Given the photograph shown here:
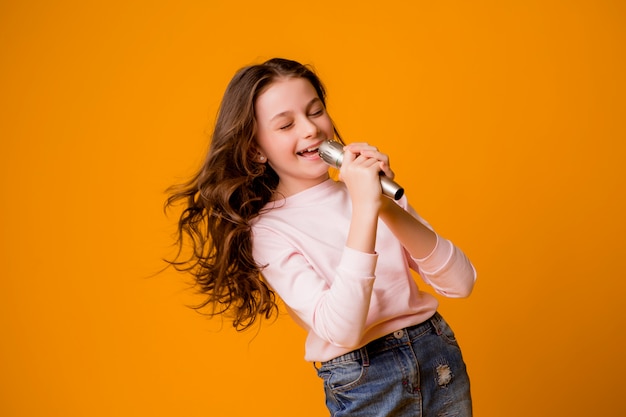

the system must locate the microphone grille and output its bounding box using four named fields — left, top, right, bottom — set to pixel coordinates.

left=318, top=140, right=344, bottom=168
